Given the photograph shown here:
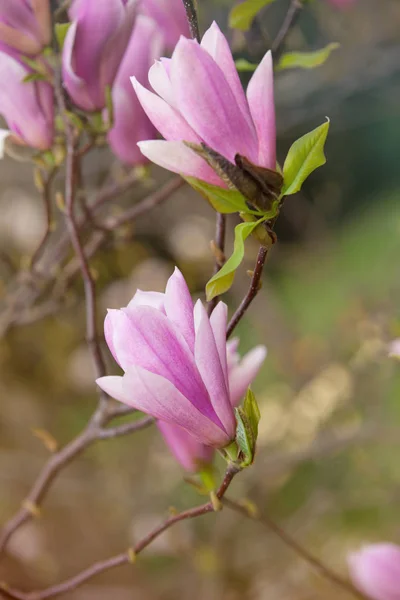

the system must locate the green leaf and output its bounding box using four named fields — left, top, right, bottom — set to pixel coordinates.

left=229, top=0, right=276, bottom=31
left=55, top=22, right=71, bottom=50
left=185, top=177, right=260, bottom=215
left=243, top=388, right=261, bottom=440
left=282, top=119, right=330, bottom=196
left=22, top=72, right=48, bottom=83
left=235, top=389, right=261, bottom=466
left=20, top=56, right=47, bottom=74
left=206, top=218, right=265, bottom=301
left=235, top=58, right=258, bottom=72
left=277, top=43, right=340, bottom=71
left=235, top=408, right=254, bottom=466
